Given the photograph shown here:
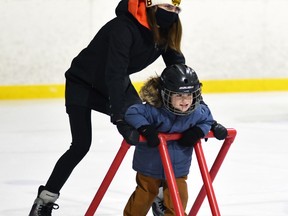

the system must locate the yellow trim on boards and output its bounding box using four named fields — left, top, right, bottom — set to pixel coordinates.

left=0, top=84, right=65, bottom=100
left=201, top=78, right=288, bottom=93
left=133, top=78, right=288, bottom=93
left=0, top=78, right=288, bottom=100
